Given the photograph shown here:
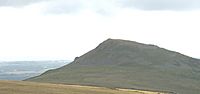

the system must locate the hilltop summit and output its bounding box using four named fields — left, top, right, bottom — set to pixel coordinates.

left=74, top=39, right=197, bottom=67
